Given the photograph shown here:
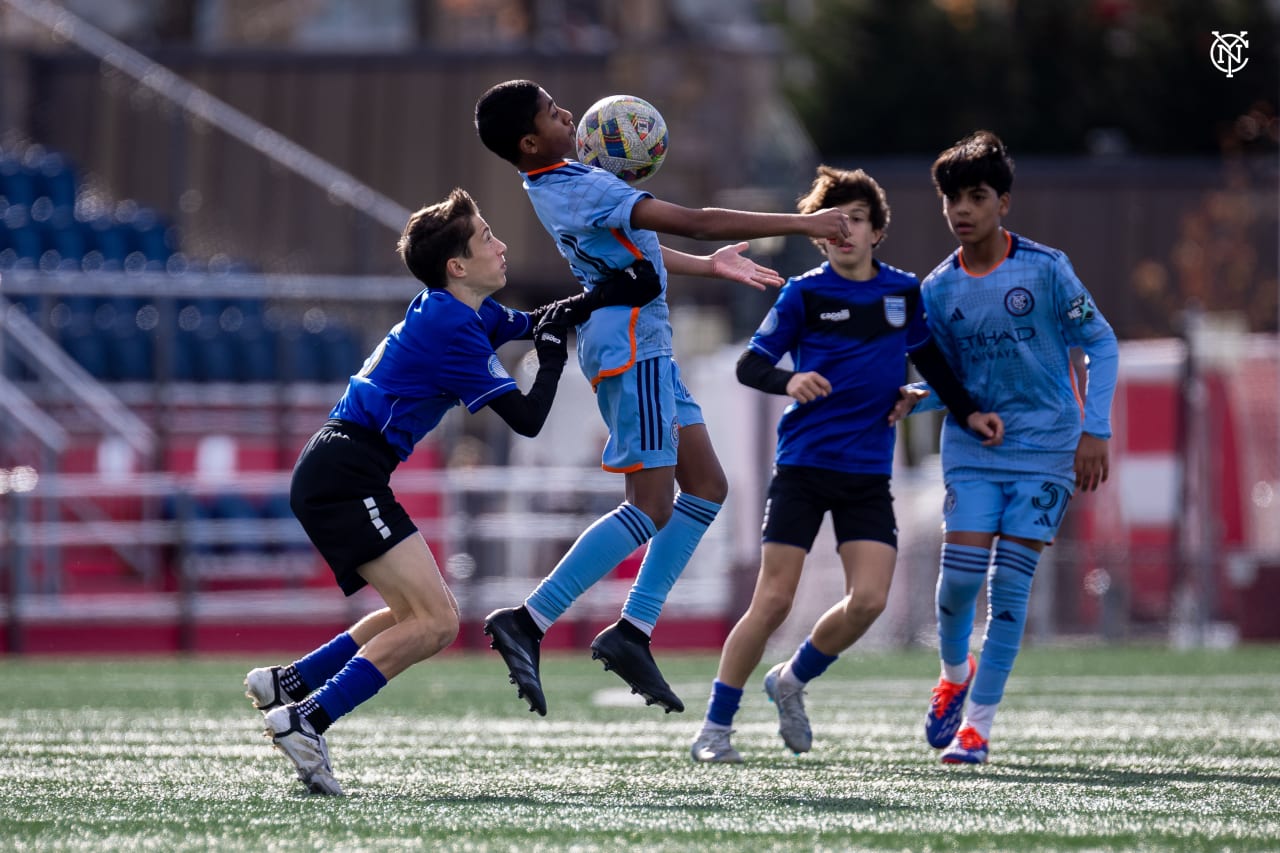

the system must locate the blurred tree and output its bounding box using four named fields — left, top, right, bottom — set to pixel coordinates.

left=764, top=0, right=1279, bottom=155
